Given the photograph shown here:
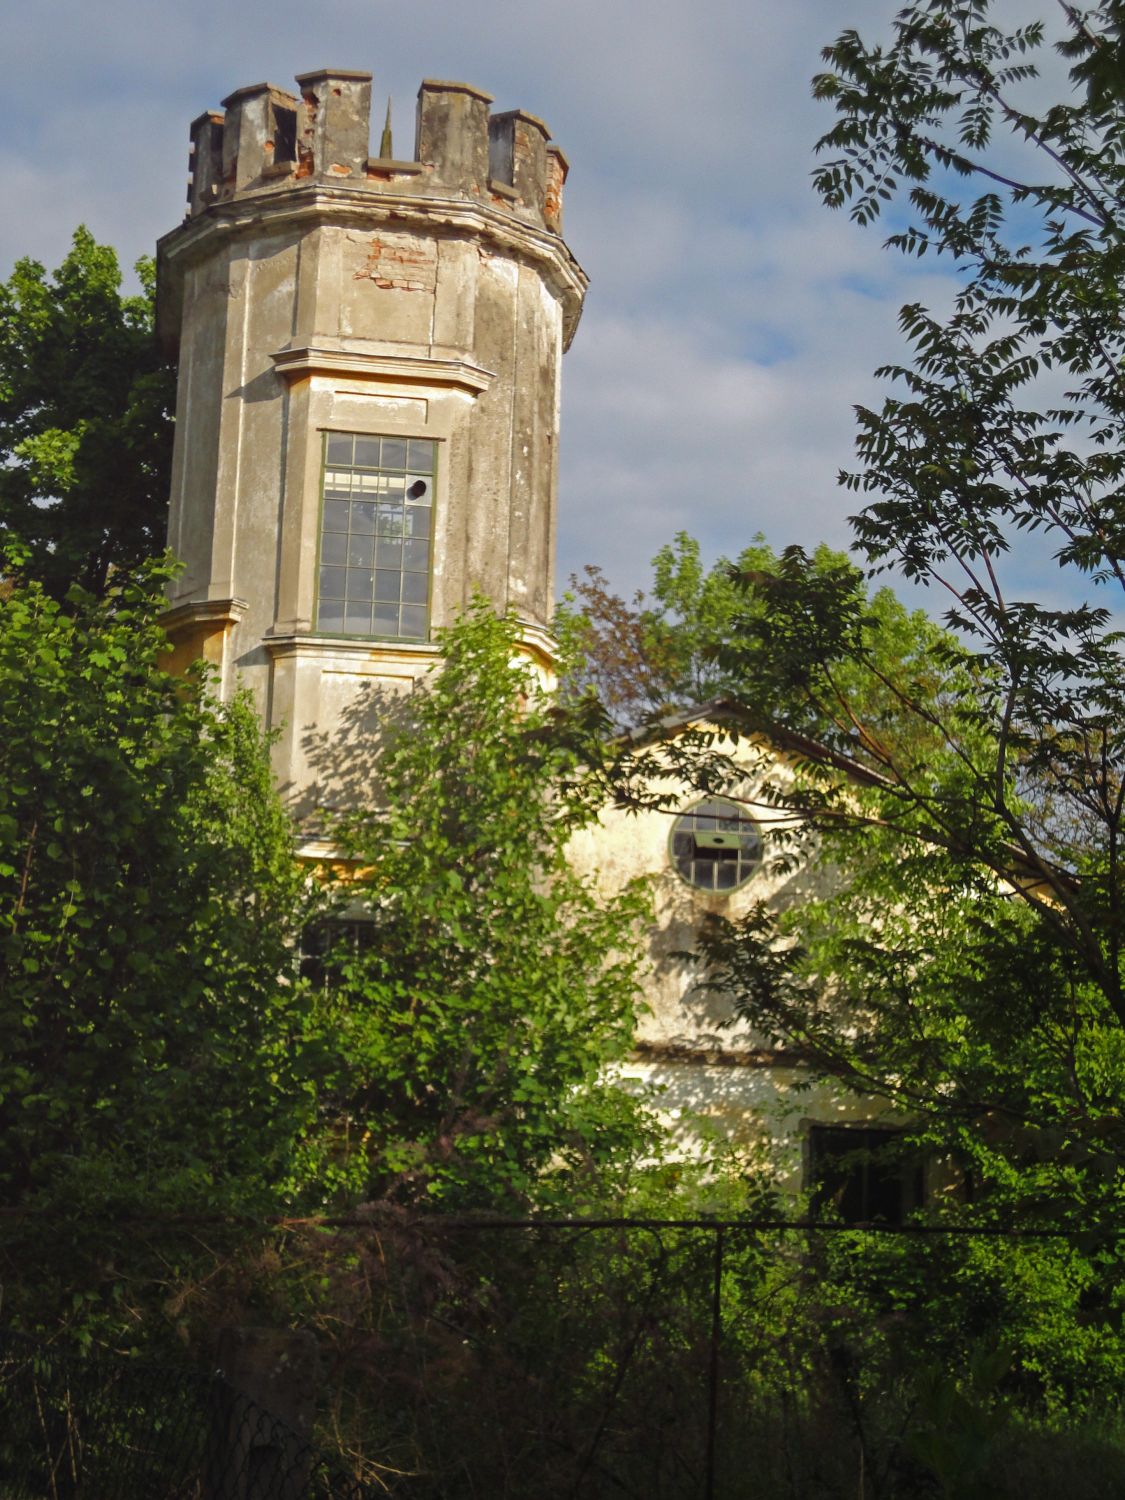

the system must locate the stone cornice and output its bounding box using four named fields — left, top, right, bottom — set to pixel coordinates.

left=269, top=344, right=495, bottom=394
left=157, top=183, right=588, bottom=349
left=160, top=596, right=248, bottom=634
left=264, top=626, right=554, bottom=670
left=630, top=1039, right=809, bottom=1070
left=262, top=632, right=441, bottom=665
left=512, top=616, right=557, bottom=673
